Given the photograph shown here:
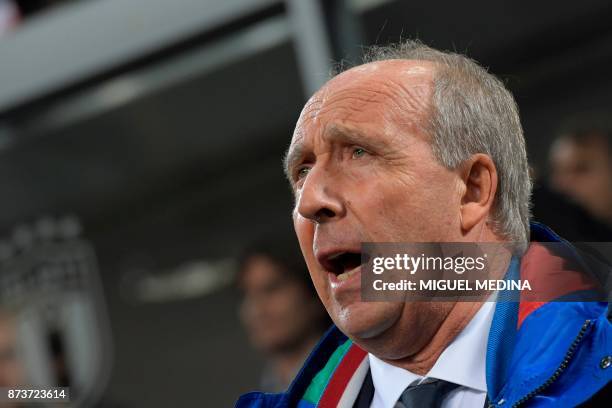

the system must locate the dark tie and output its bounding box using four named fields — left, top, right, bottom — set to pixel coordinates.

left=394, top=379, right=460, bottom=408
